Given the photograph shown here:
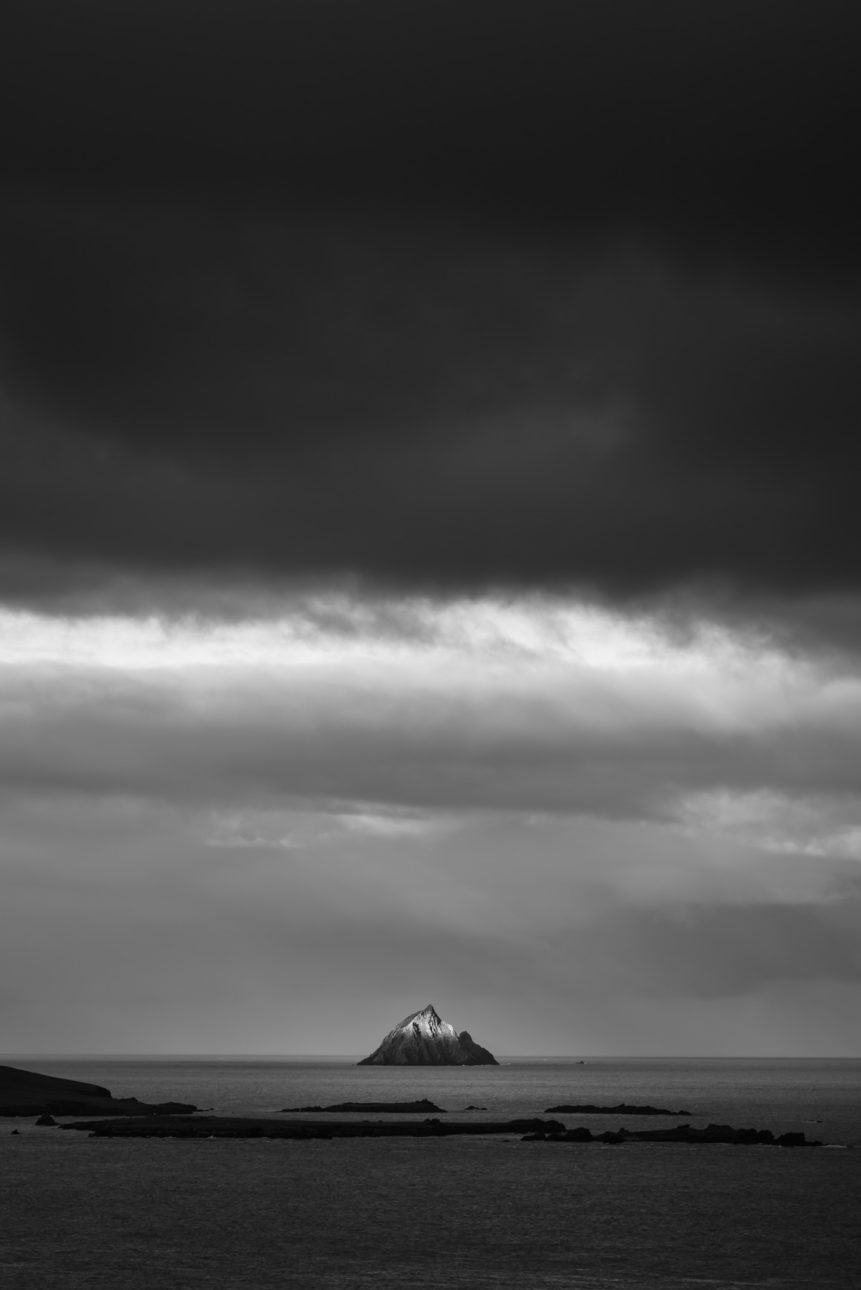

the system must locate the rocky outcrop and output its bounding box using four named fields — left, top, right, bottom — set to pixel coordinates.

left=456, top=1031, right=498, bottom=1065
left=522, top=1122, right=824, bottom=1147
left=545, top=1103, right=692, bottom=1116
left=281, top=1099, right=446, bottom=1113
left=357, top=1004, right=498, bottom=1065
left=0, top=1063, right=198, bottom=1117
